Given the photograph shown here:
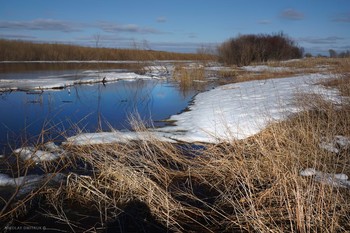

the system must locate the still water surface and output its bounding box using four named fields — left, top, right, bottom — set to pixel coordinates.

left=0, top=66, right=199, bottom=154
